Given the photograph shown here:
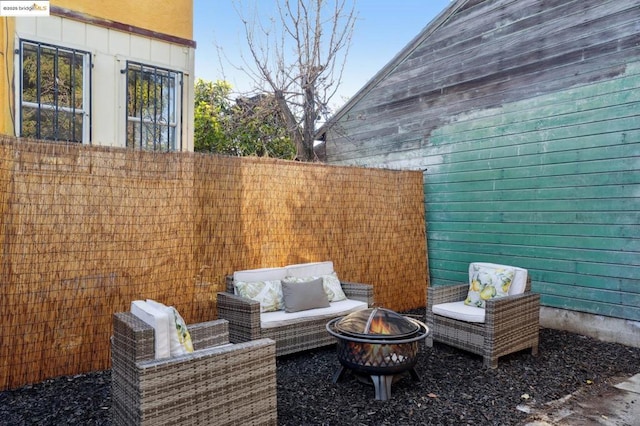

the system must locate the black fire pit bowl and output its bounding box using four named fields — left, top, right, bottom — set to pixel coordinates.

left=326, top=308, right=430, bottom=400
